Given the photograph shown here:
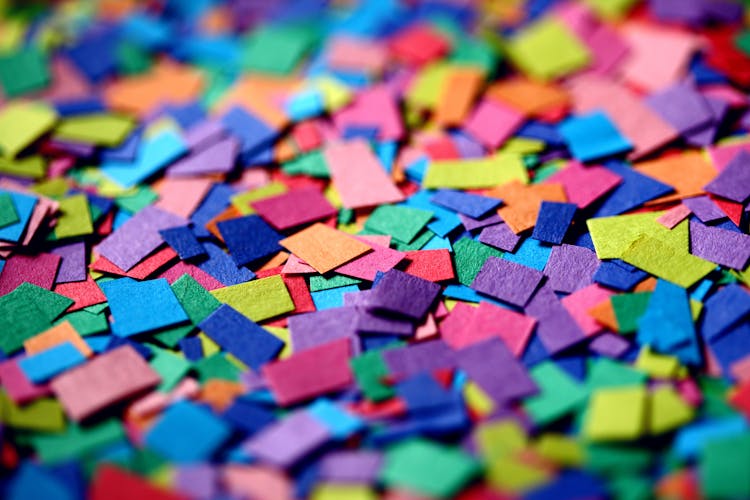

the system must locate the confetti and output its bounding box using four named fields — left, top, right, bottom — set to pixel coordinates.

left=0, top=1, right=749, bottom=498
